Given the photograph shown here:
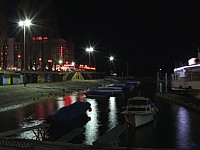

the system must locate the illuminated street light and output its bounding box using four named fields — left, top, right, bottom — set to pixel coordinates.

left=18, top=19, right=32, bottom=86
left=59, top=60, right=63, bottom=71
left=58, top=60, right=63, bottom=64
left=86, top=47, right=94, bottom=66
left=109, top=56, right=114, bottom=75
